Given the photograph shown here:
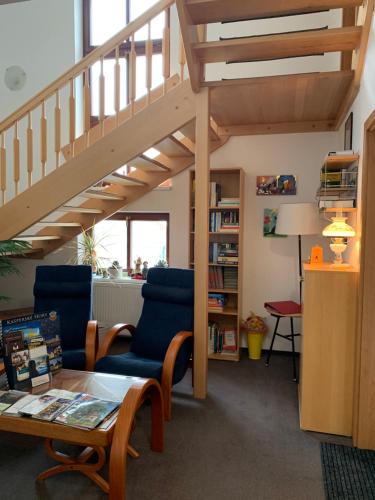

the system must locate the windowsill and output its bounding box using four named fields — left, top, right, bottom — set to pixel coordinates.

left=93, top=277, right=145, bottom=285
